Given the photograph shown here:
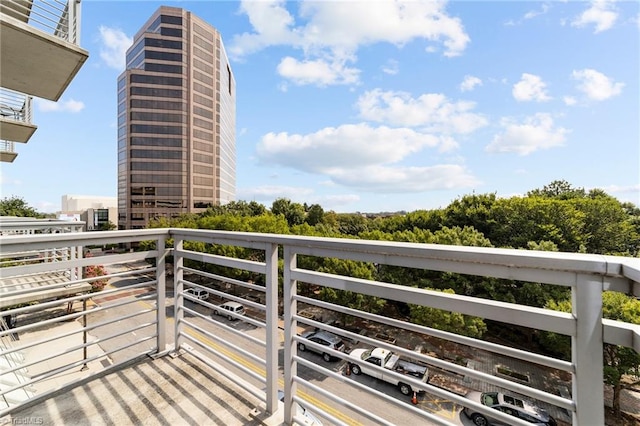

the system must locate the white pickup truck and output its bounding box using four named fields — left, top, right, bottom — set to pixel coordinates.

left=347, top=347, right=429, bottom=396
